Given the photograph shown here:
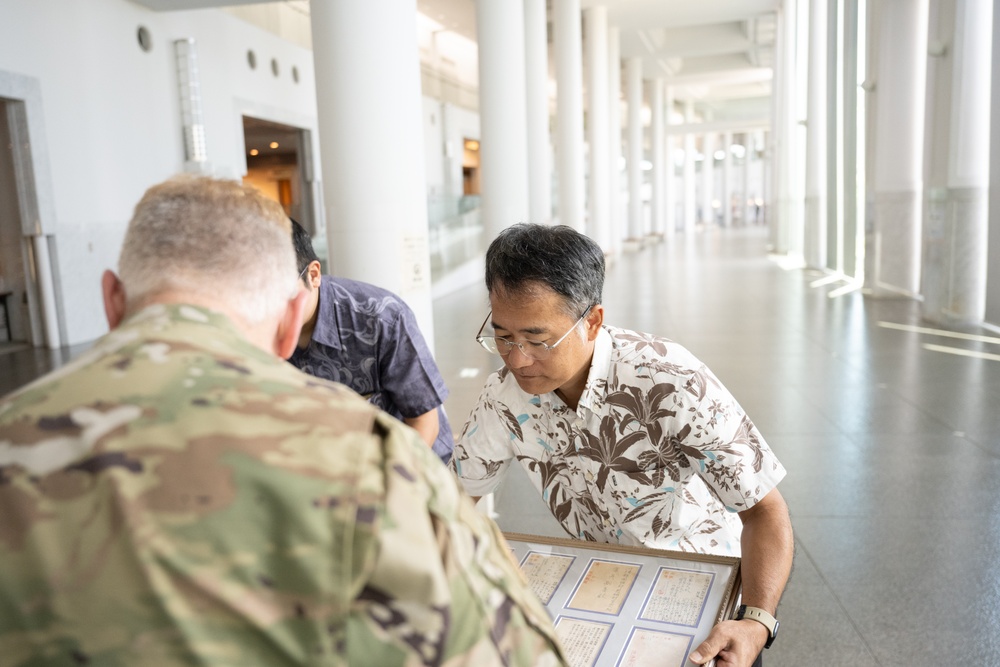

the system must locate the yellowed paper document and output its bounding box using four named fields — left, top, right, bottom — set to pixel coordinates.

left=520, top=552, right=575, bottom=604
left=639, top=568, right=713, bottom=626
left=554, top=617, right=612, bottom=667
left=567, top=560, right=640, bottom=615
